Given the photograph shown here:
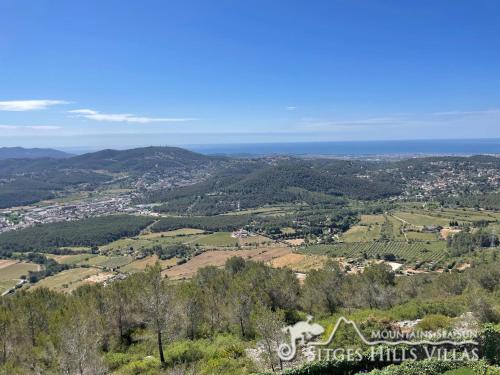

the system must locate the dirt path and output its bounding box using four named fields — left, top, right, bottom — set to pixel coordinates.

left=388, top=214, right=410, bottom=242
